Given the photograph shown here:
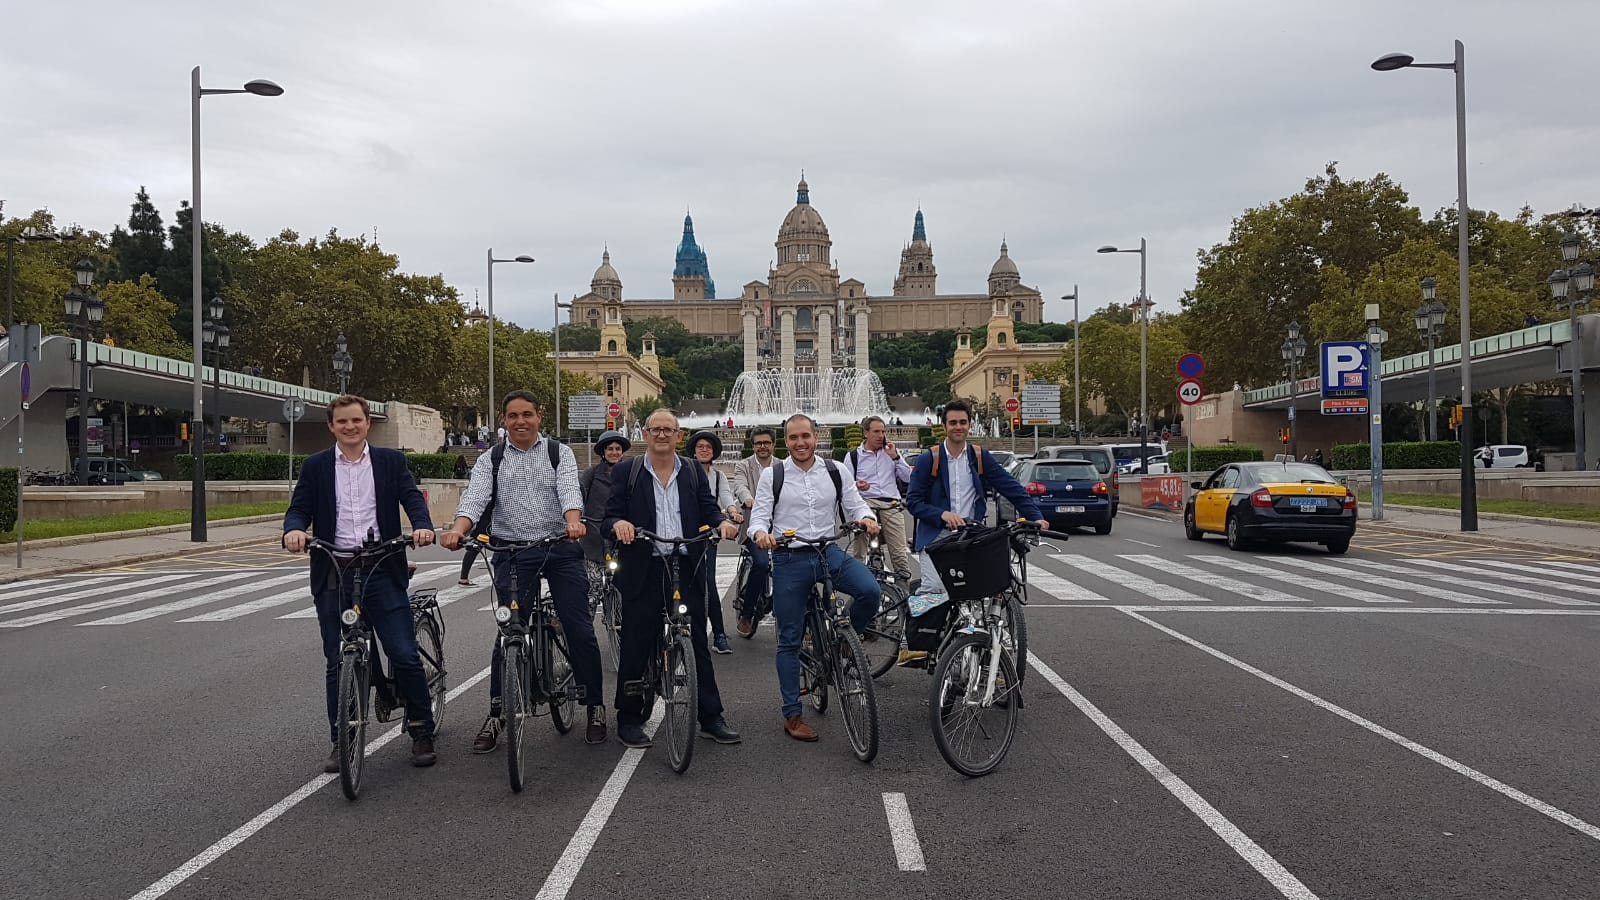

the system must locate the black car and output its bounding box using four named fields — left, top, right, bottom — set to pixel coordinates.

left=1013, top=459, right=1114, bottom=534
left=1184, top=461, right=1356, bottom=554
